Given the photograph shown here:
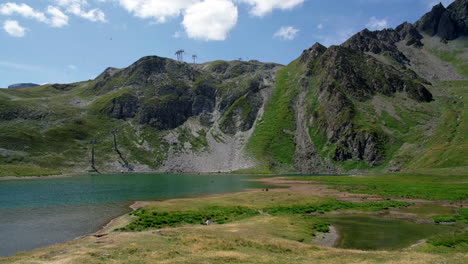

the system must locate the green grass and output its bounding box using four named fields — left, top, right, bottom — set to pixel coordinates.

left=246, top=60, right=303, bottom=171
left=433, top=209, right=468, bottom=224
left=430, top=49, right=468, bottom=77
left=416, top=230, right=468, bottom=253
left=295, top=170, right=468, bottom=201
left=120, top=206, right=259, bottom=231
left=121, top=190, right=411, bottom=233
left=427, top=230, right=468, bottom=248
left=407, top=81, right=468, bottom=168
left=0, top=165, right=61, bottom=177
left=264, top=200, right=412, bottom=215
